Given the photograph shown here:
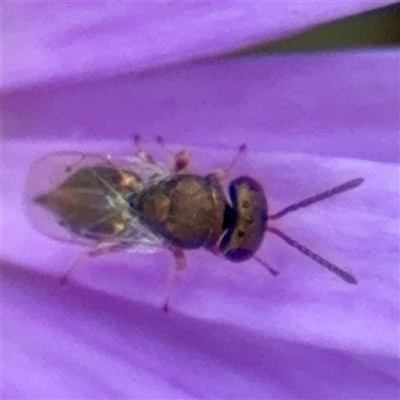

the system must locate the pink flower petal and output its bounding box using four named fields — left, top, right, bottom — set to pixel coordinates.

left=3, top=1, right=396, bottom=89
